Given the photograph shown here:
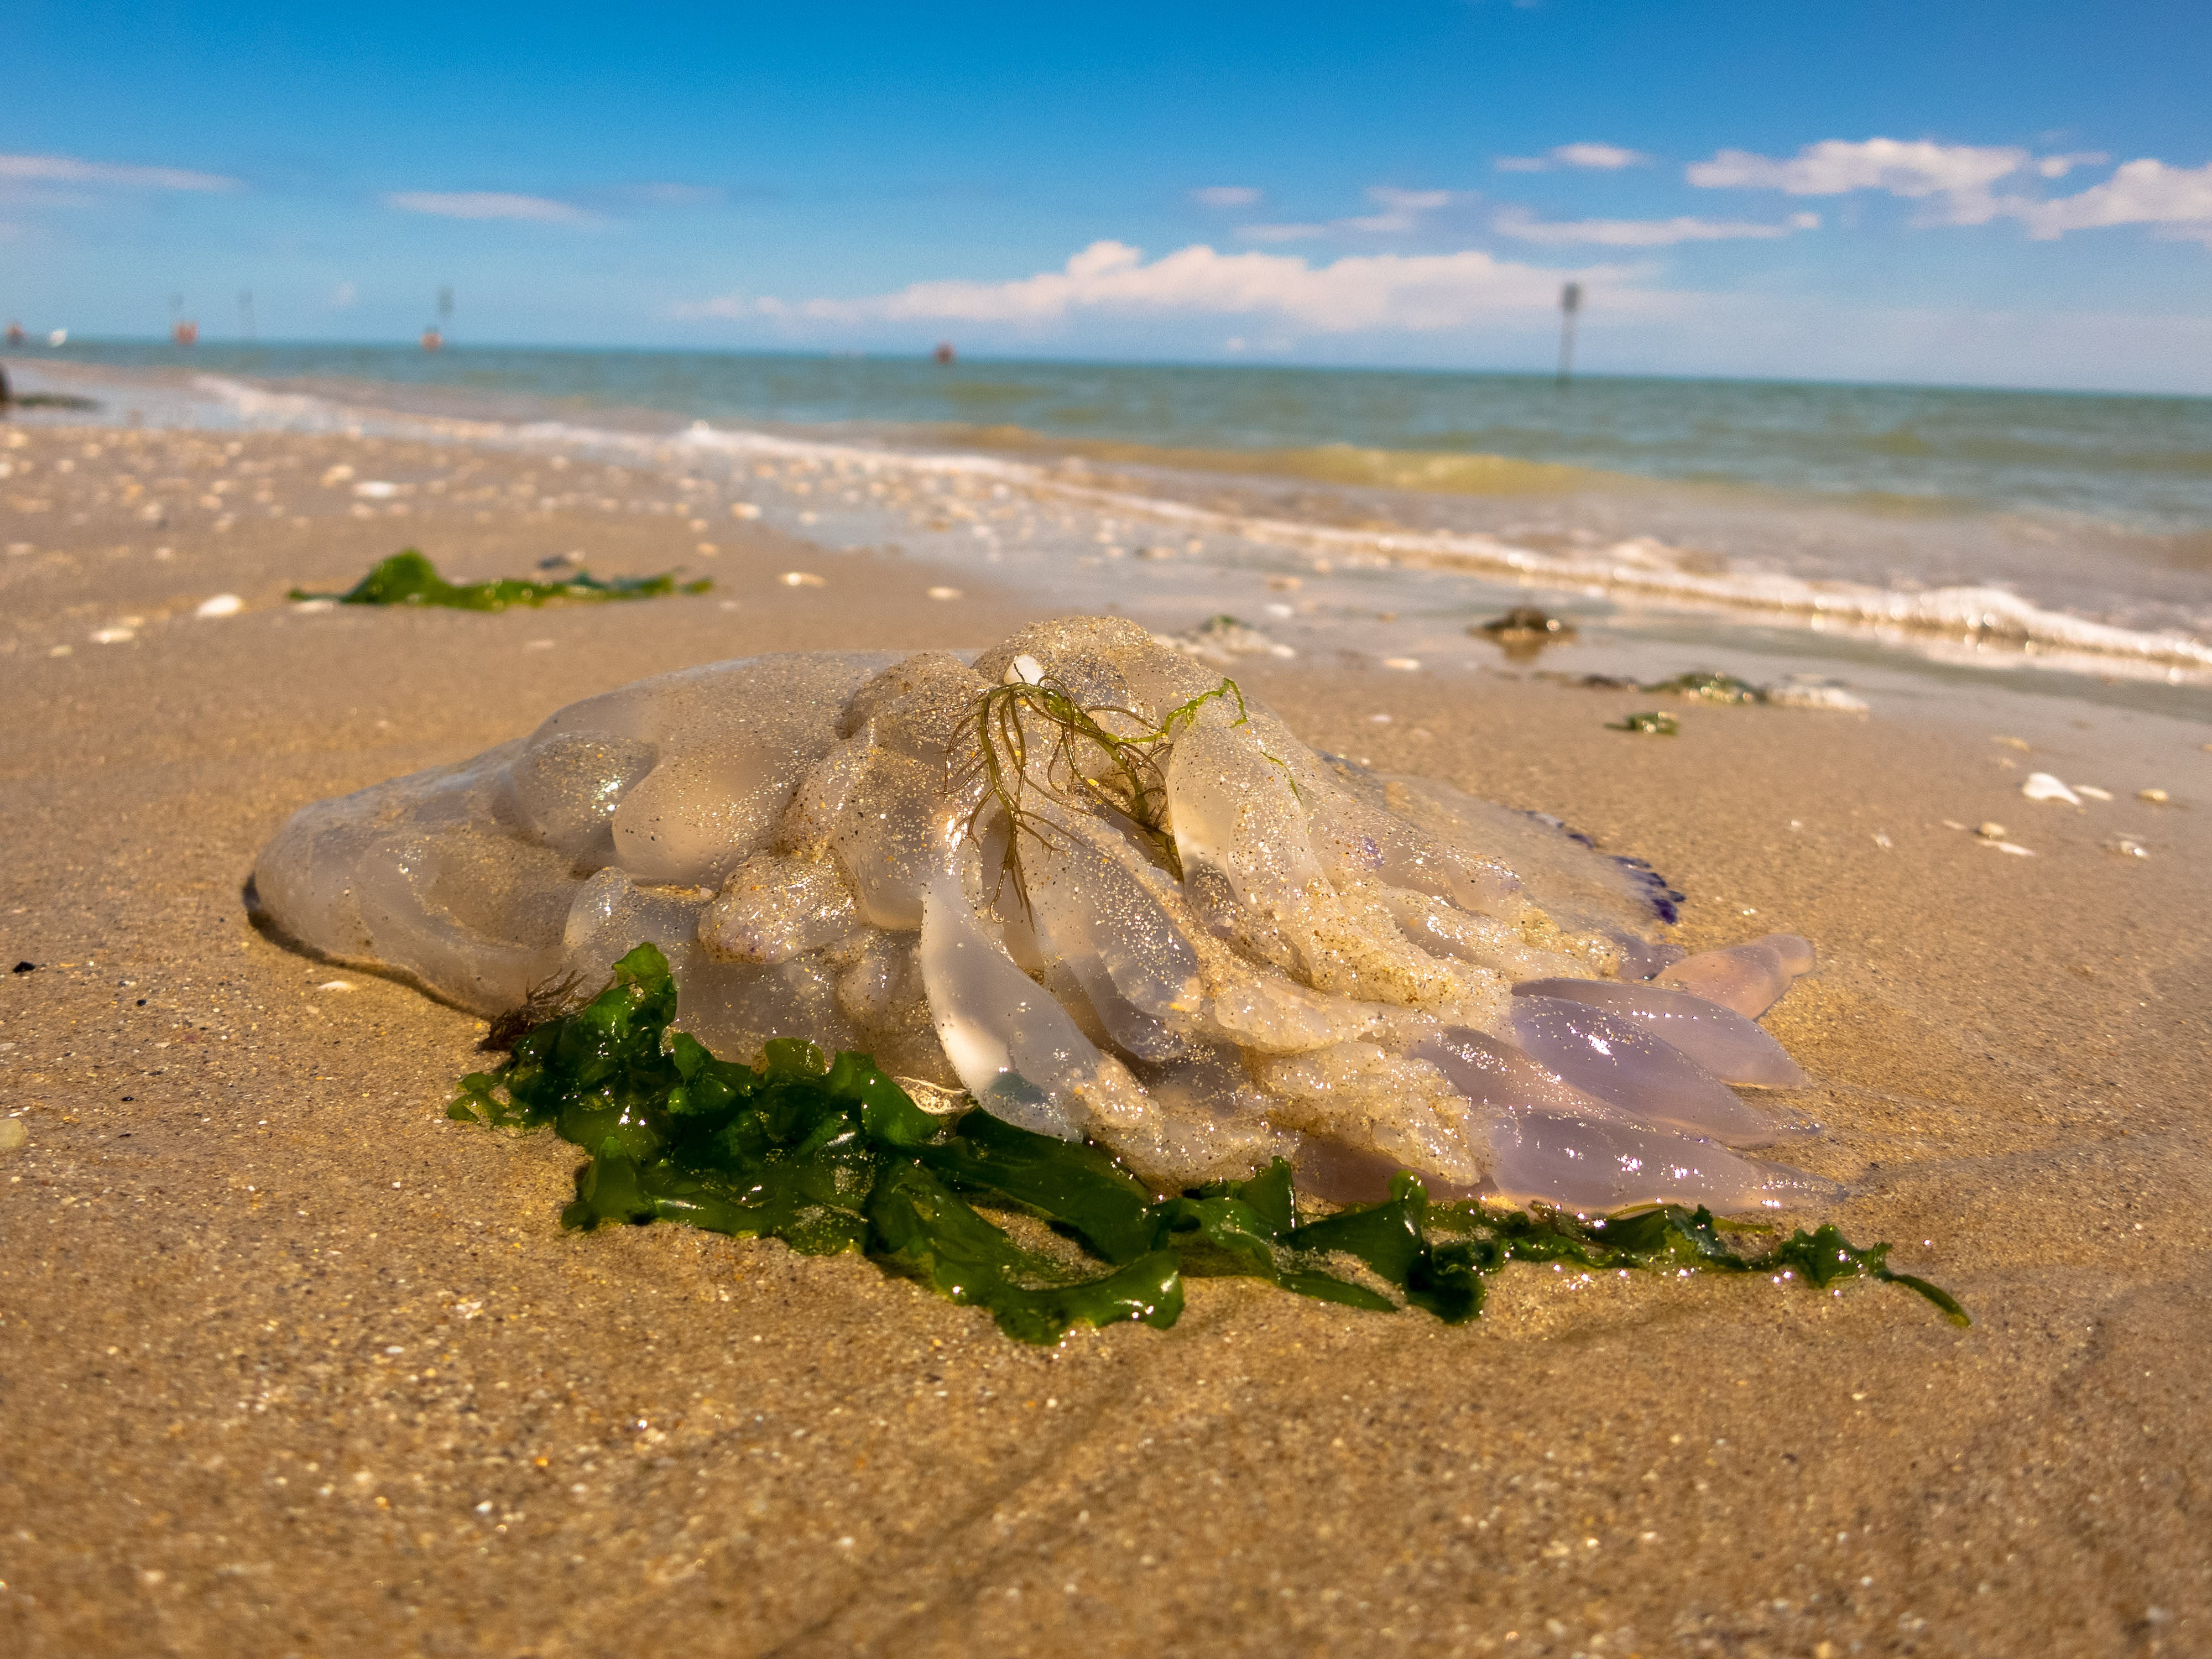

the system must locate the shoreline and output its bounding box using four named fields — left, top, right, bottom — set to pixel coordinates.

left=10, top=356, right=2212, bottom=694
left=2, top=418, right=2208, bottom=1654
